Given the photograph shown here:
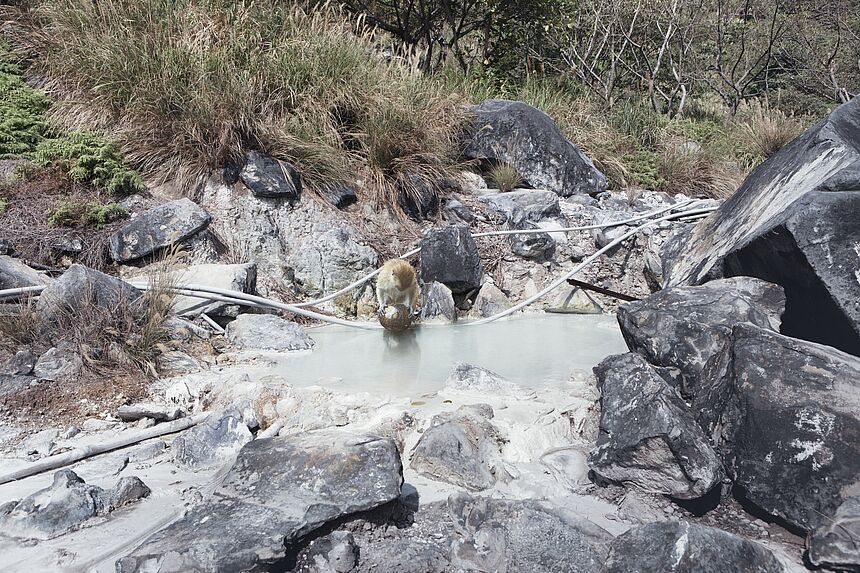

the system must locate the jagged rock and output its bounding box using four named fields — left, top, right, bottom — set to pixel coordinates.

left=319, top=184, right=357, bottom=209
left=110, top=198, right=210, bottom=262
left=419, top=226, right=482, bottom=294
left=602, top=521, right=784, bottom=573
left=32, top=345, right=83, bottom=381
left=354, top=538, right=450, bottom=573
left=0, top=374, right=32, bottom=397
left=226, top=314, right=315, bottom=352
left=808, top=496, right=860, bottom=571
left=117, top=431, right=402, bottom=573
left=467, top=282, right=511, bottom=318
left=294, top=531, right=358, bottom=573
left=702, top=323, right=860, bottom=530
left=36, top=264, right=141, bottom=325
left=662, top=95, right=860, bottom=356
left=0, top=239, right=12, bottom=255
left=287, top=225, right=378, bottom=298
left=420, top=281, right=456, bottom=323
left=171, top=408, right=256, bottom=469
left=411, top=405, right=505, bottom=491
left=464, top=100, right=607, bottom=197
left=479, top=189, right=561, bottom=223
left=1, top=350, right=37, bottom=376
left=509, top=228, right=555, bottom=261
left=156, top=351, right=202, bottom=375
left=117, top=402, right=182, bottom=423
left=134, top=263, right=256, bottom=318
left=589, top=353, right=724, bottom=499
left=617, top=277, right=785, bottom=396
left=442, top=363, right=536, bottom=400
left=239, top=150, right=302, bottom=199
left=442, top=198, right=475, bottom=224
left=0, top=255, right=51, bottom=290
left=162, top=316, right=211, bottom=341
left=0, top=470, right=149, bottom=540
left=546, top=286, right=603, bottom=314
